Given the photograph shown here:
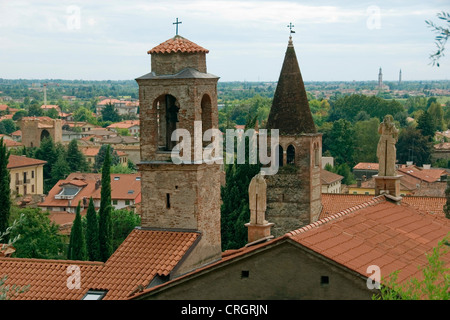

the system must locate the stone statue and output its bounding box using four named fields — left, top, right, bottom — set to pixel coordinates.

left=248, top=173, right=267, bottom=225
left=377, top=115, right=399, bottom=176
